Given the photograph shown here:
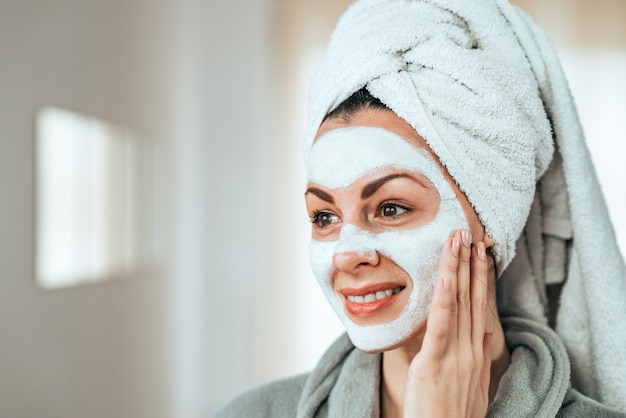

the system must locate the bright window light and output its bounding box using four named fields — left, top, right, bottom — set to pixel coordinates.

left=36, top=107, right=155, bottom=290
